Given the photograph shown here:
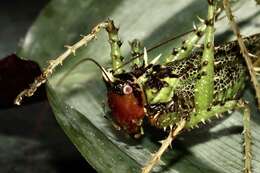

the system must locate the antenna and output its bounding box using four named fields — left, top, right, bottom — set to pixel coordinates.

left=57, top=58, right=113, bottom=86
left=116, top=29, right=195, bottom=71
left=115, top=8, right=226, bottom=71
